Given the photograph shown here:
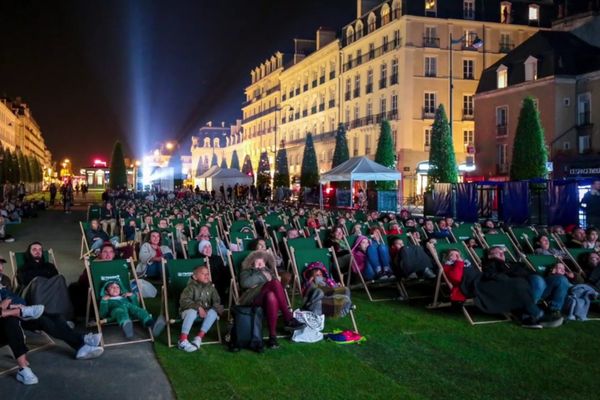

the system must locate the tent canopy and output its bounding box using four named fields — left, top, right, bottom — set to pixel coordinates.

left=320, top=156, right=401, bottom=183
left=197, top=165, right=220, bottom=179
